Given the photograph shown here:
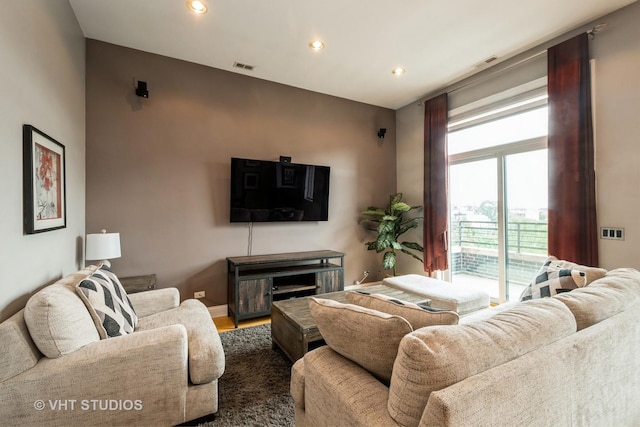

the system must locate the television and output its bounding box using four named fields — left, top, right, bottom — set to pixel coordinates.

left=230, top=157, right=330, bottom=222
